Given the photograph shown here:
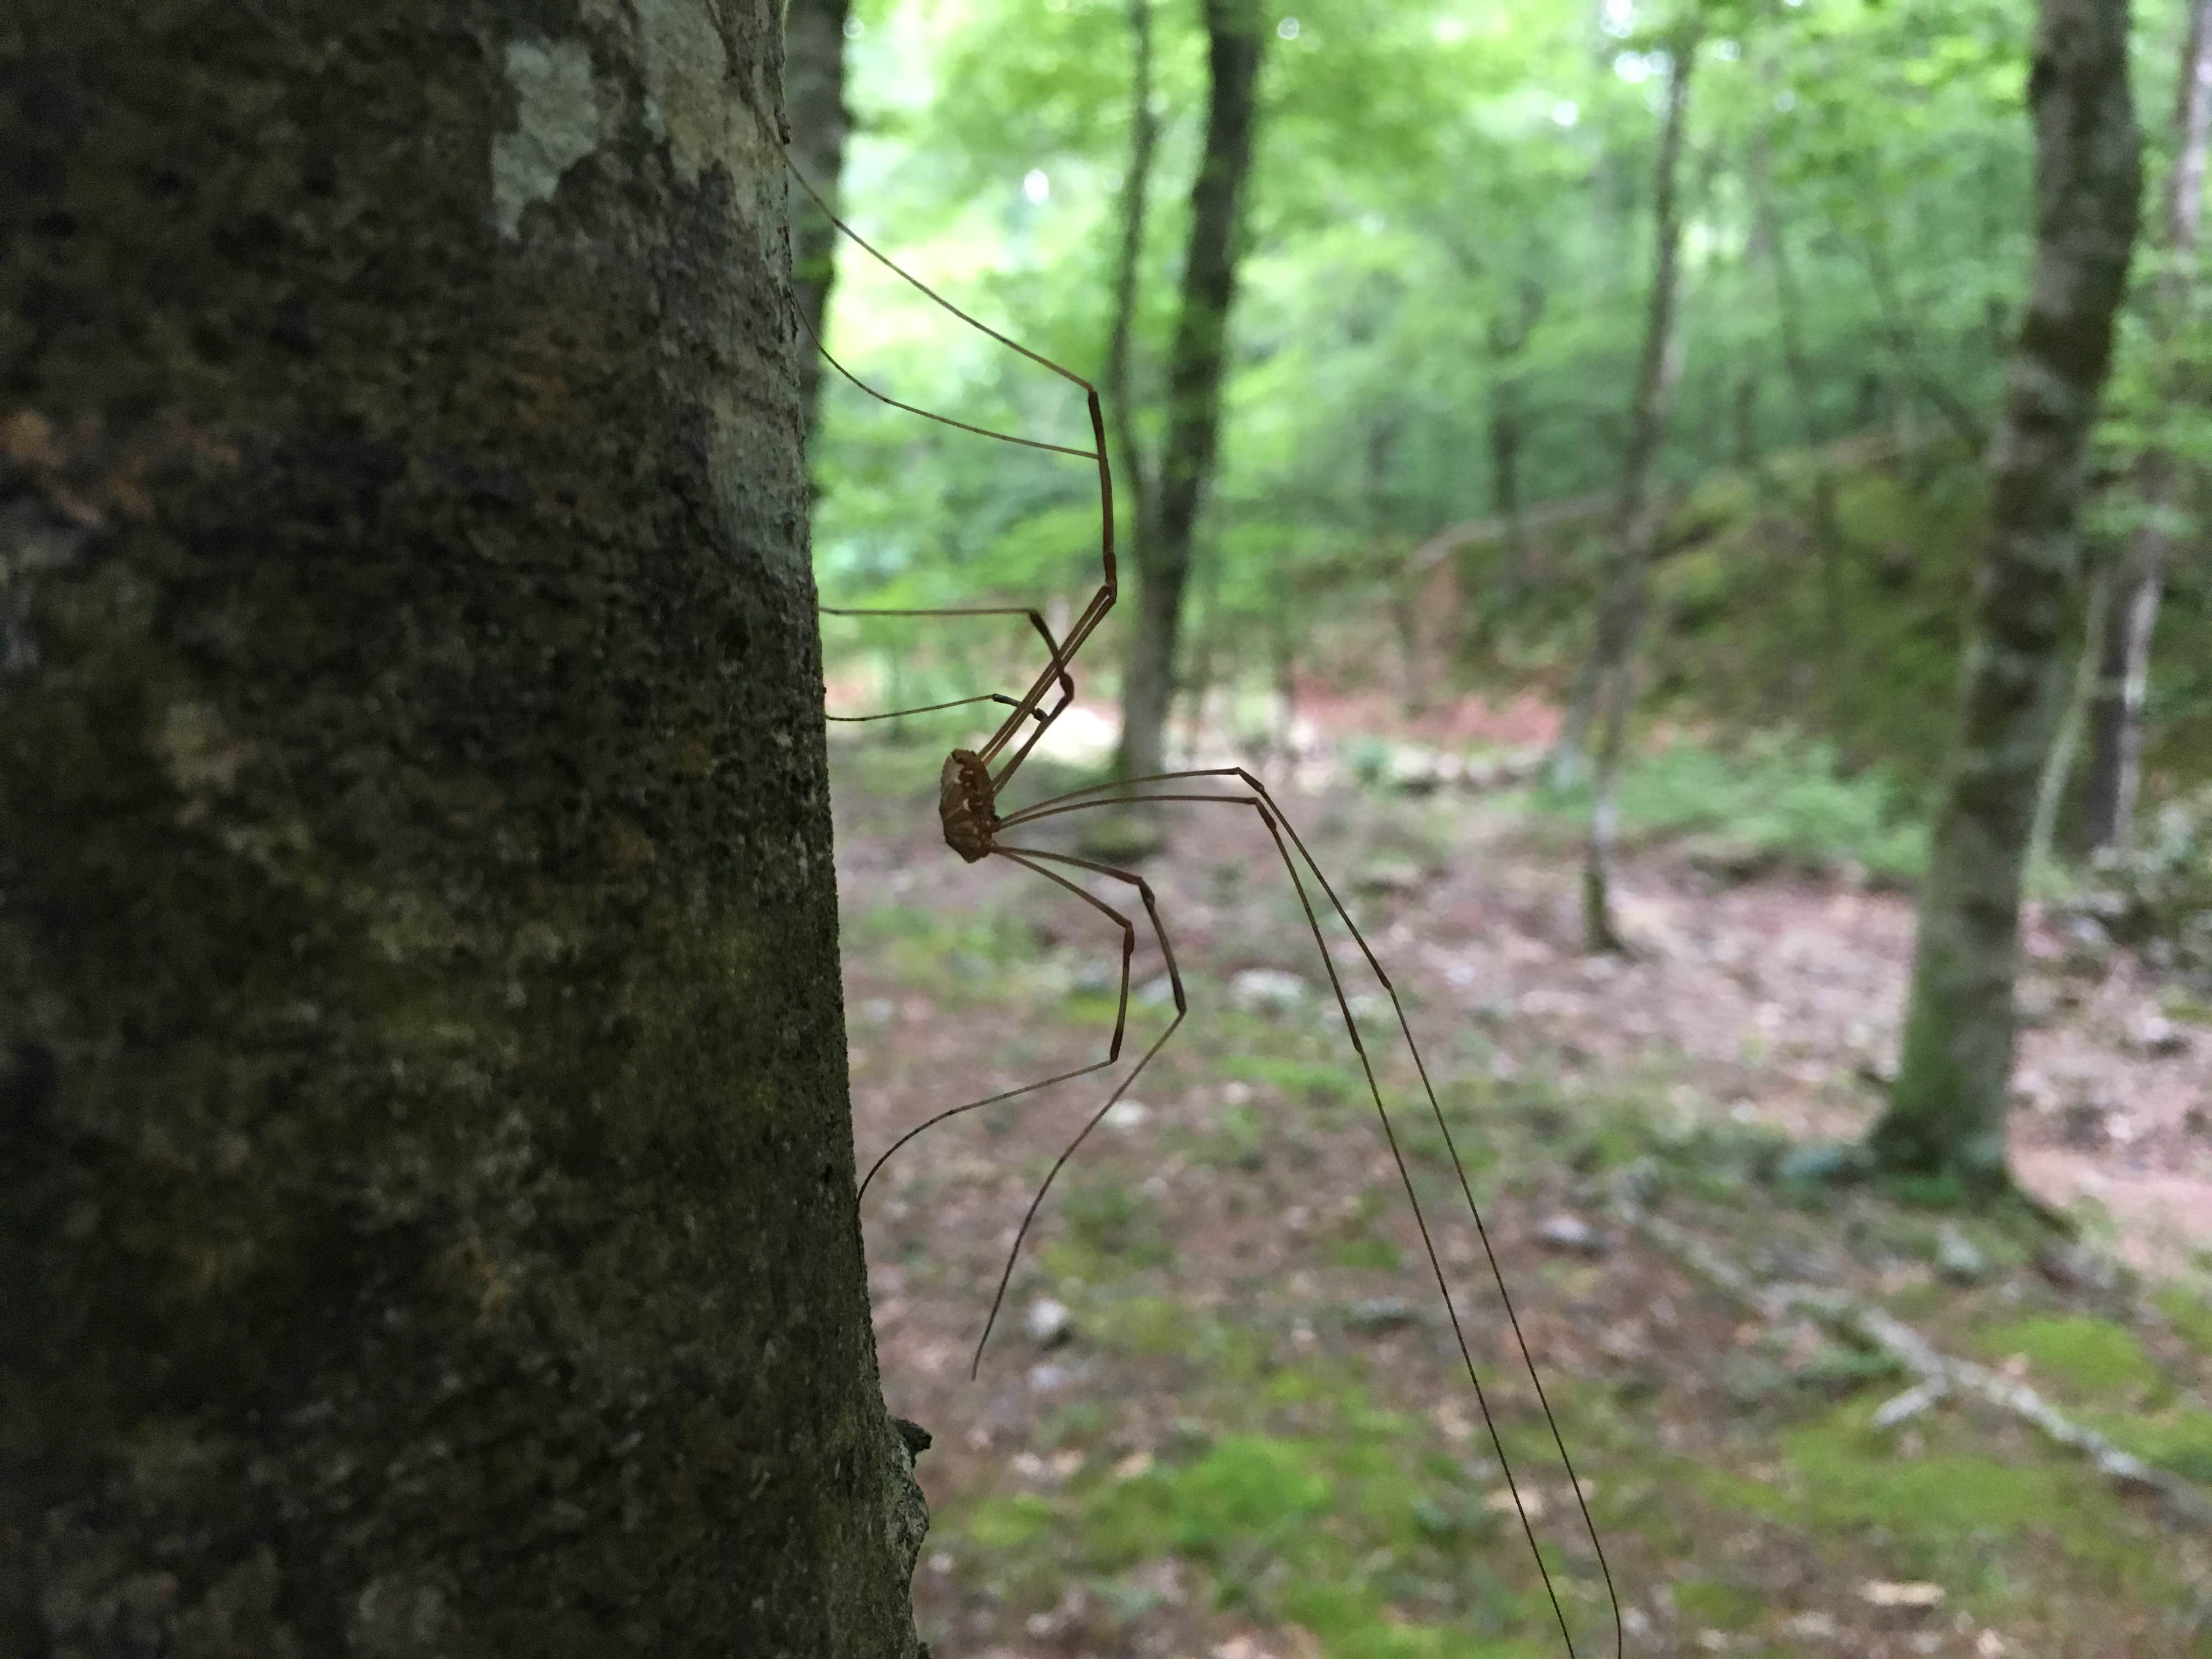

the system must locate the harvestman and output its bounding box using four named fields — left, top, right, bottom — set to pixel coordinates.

left=791, top=159, right=1624, bottom=1659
